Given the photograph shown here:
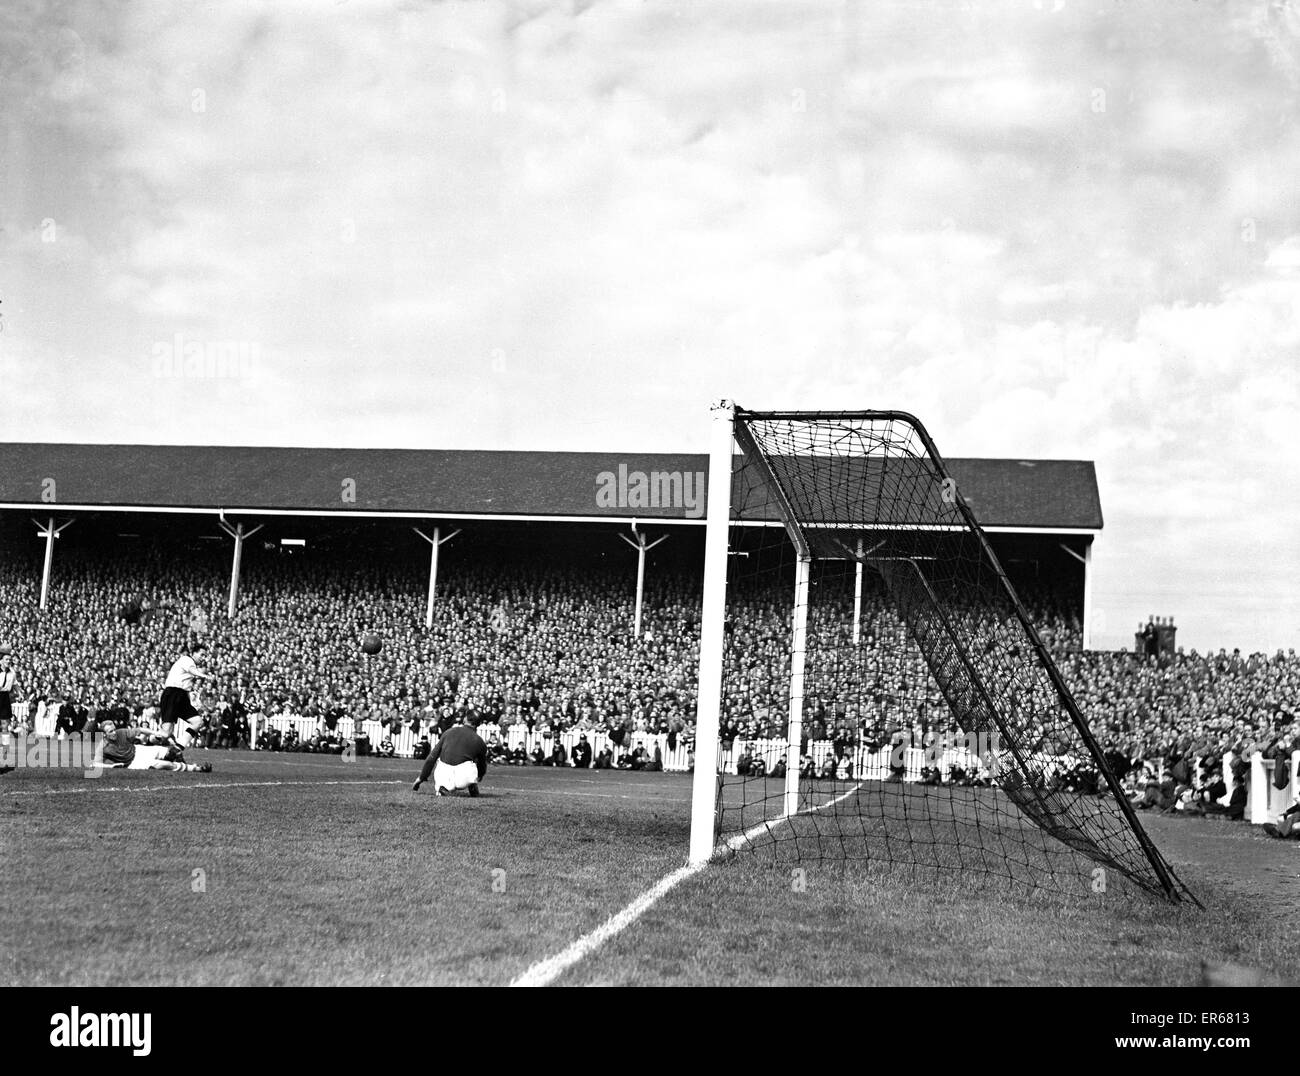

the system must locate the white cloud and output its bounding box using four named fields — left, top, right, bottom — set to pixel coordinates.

left=1, top=0, right=1299, bottom=648
left=1265, top=234, right=1300, bottom=272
